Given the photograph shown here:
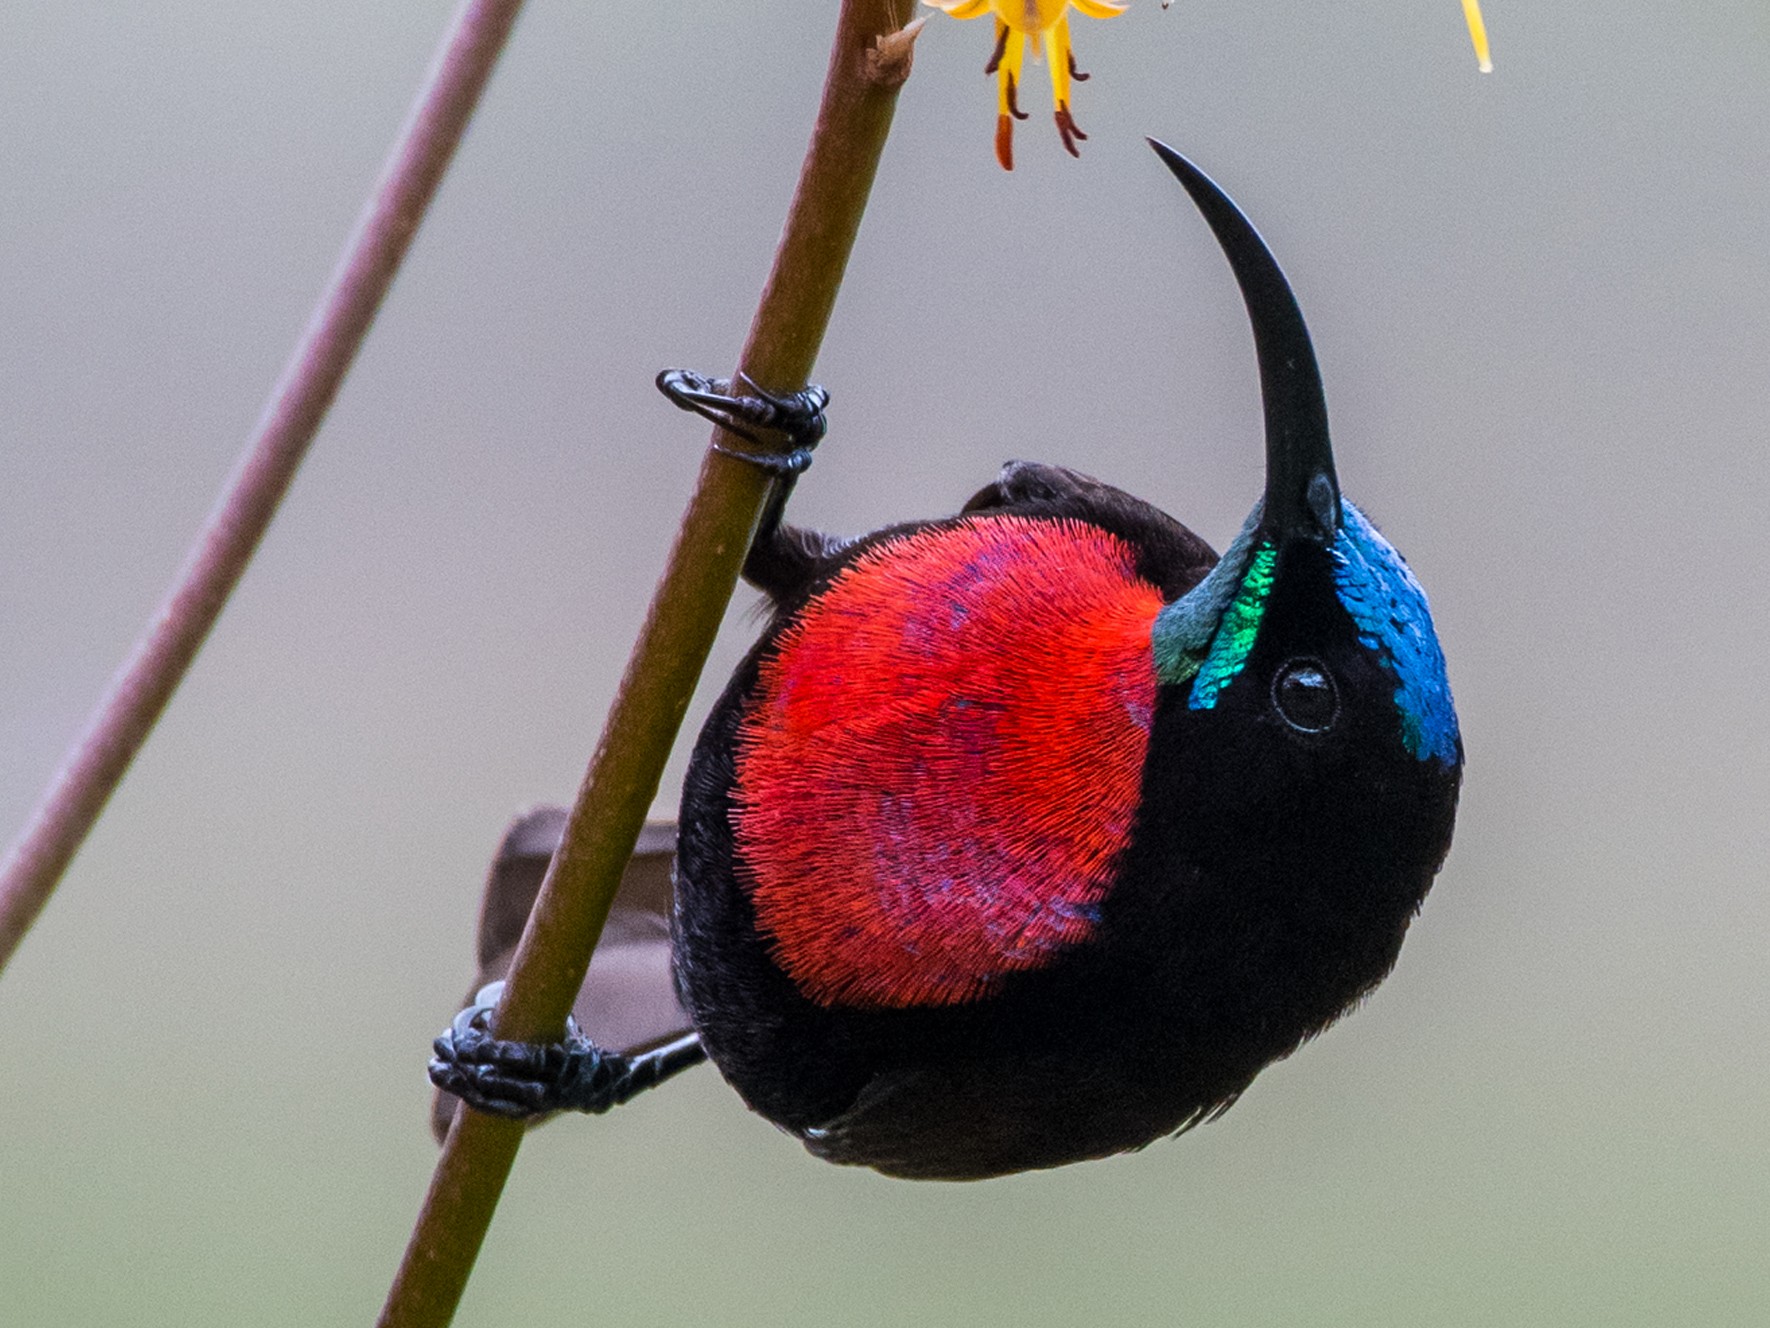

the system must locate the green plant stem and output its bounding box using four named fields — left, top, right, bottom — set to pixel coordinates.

left=374, top=5, right=921, bottom=1326
left=0, top=0, right=527, bottom=978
